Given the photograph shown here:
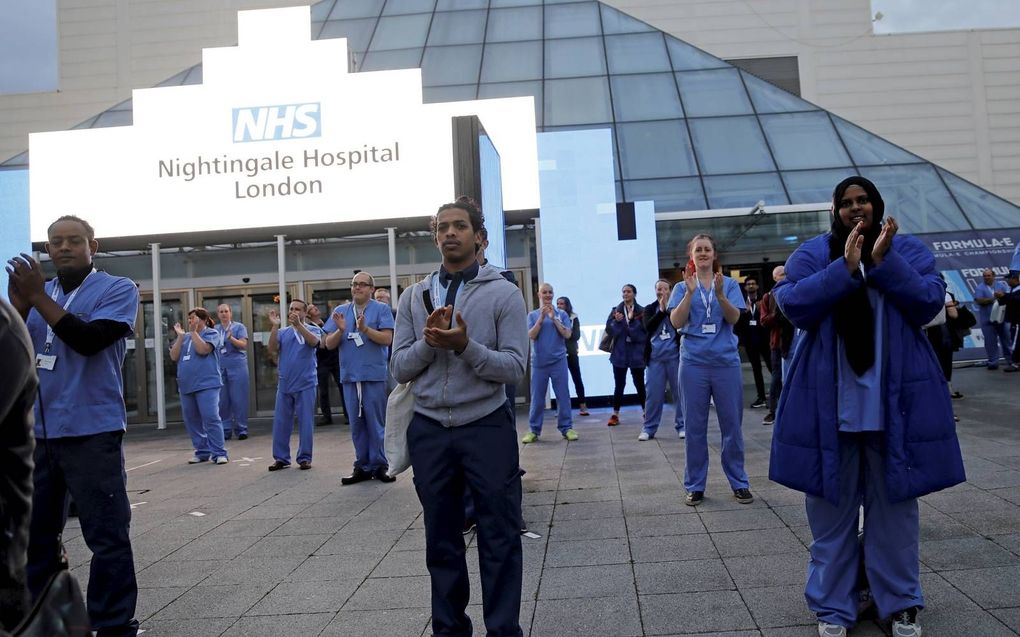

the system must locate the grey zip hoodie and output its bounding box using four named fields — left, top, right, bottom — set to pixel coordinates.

left=391, top=264, right=527, bottom=427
